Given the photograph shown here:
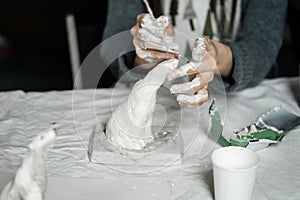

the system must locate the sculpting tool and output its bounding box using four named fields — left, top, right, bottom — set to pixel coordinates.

left=143, top=0, right=155, bottom=20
